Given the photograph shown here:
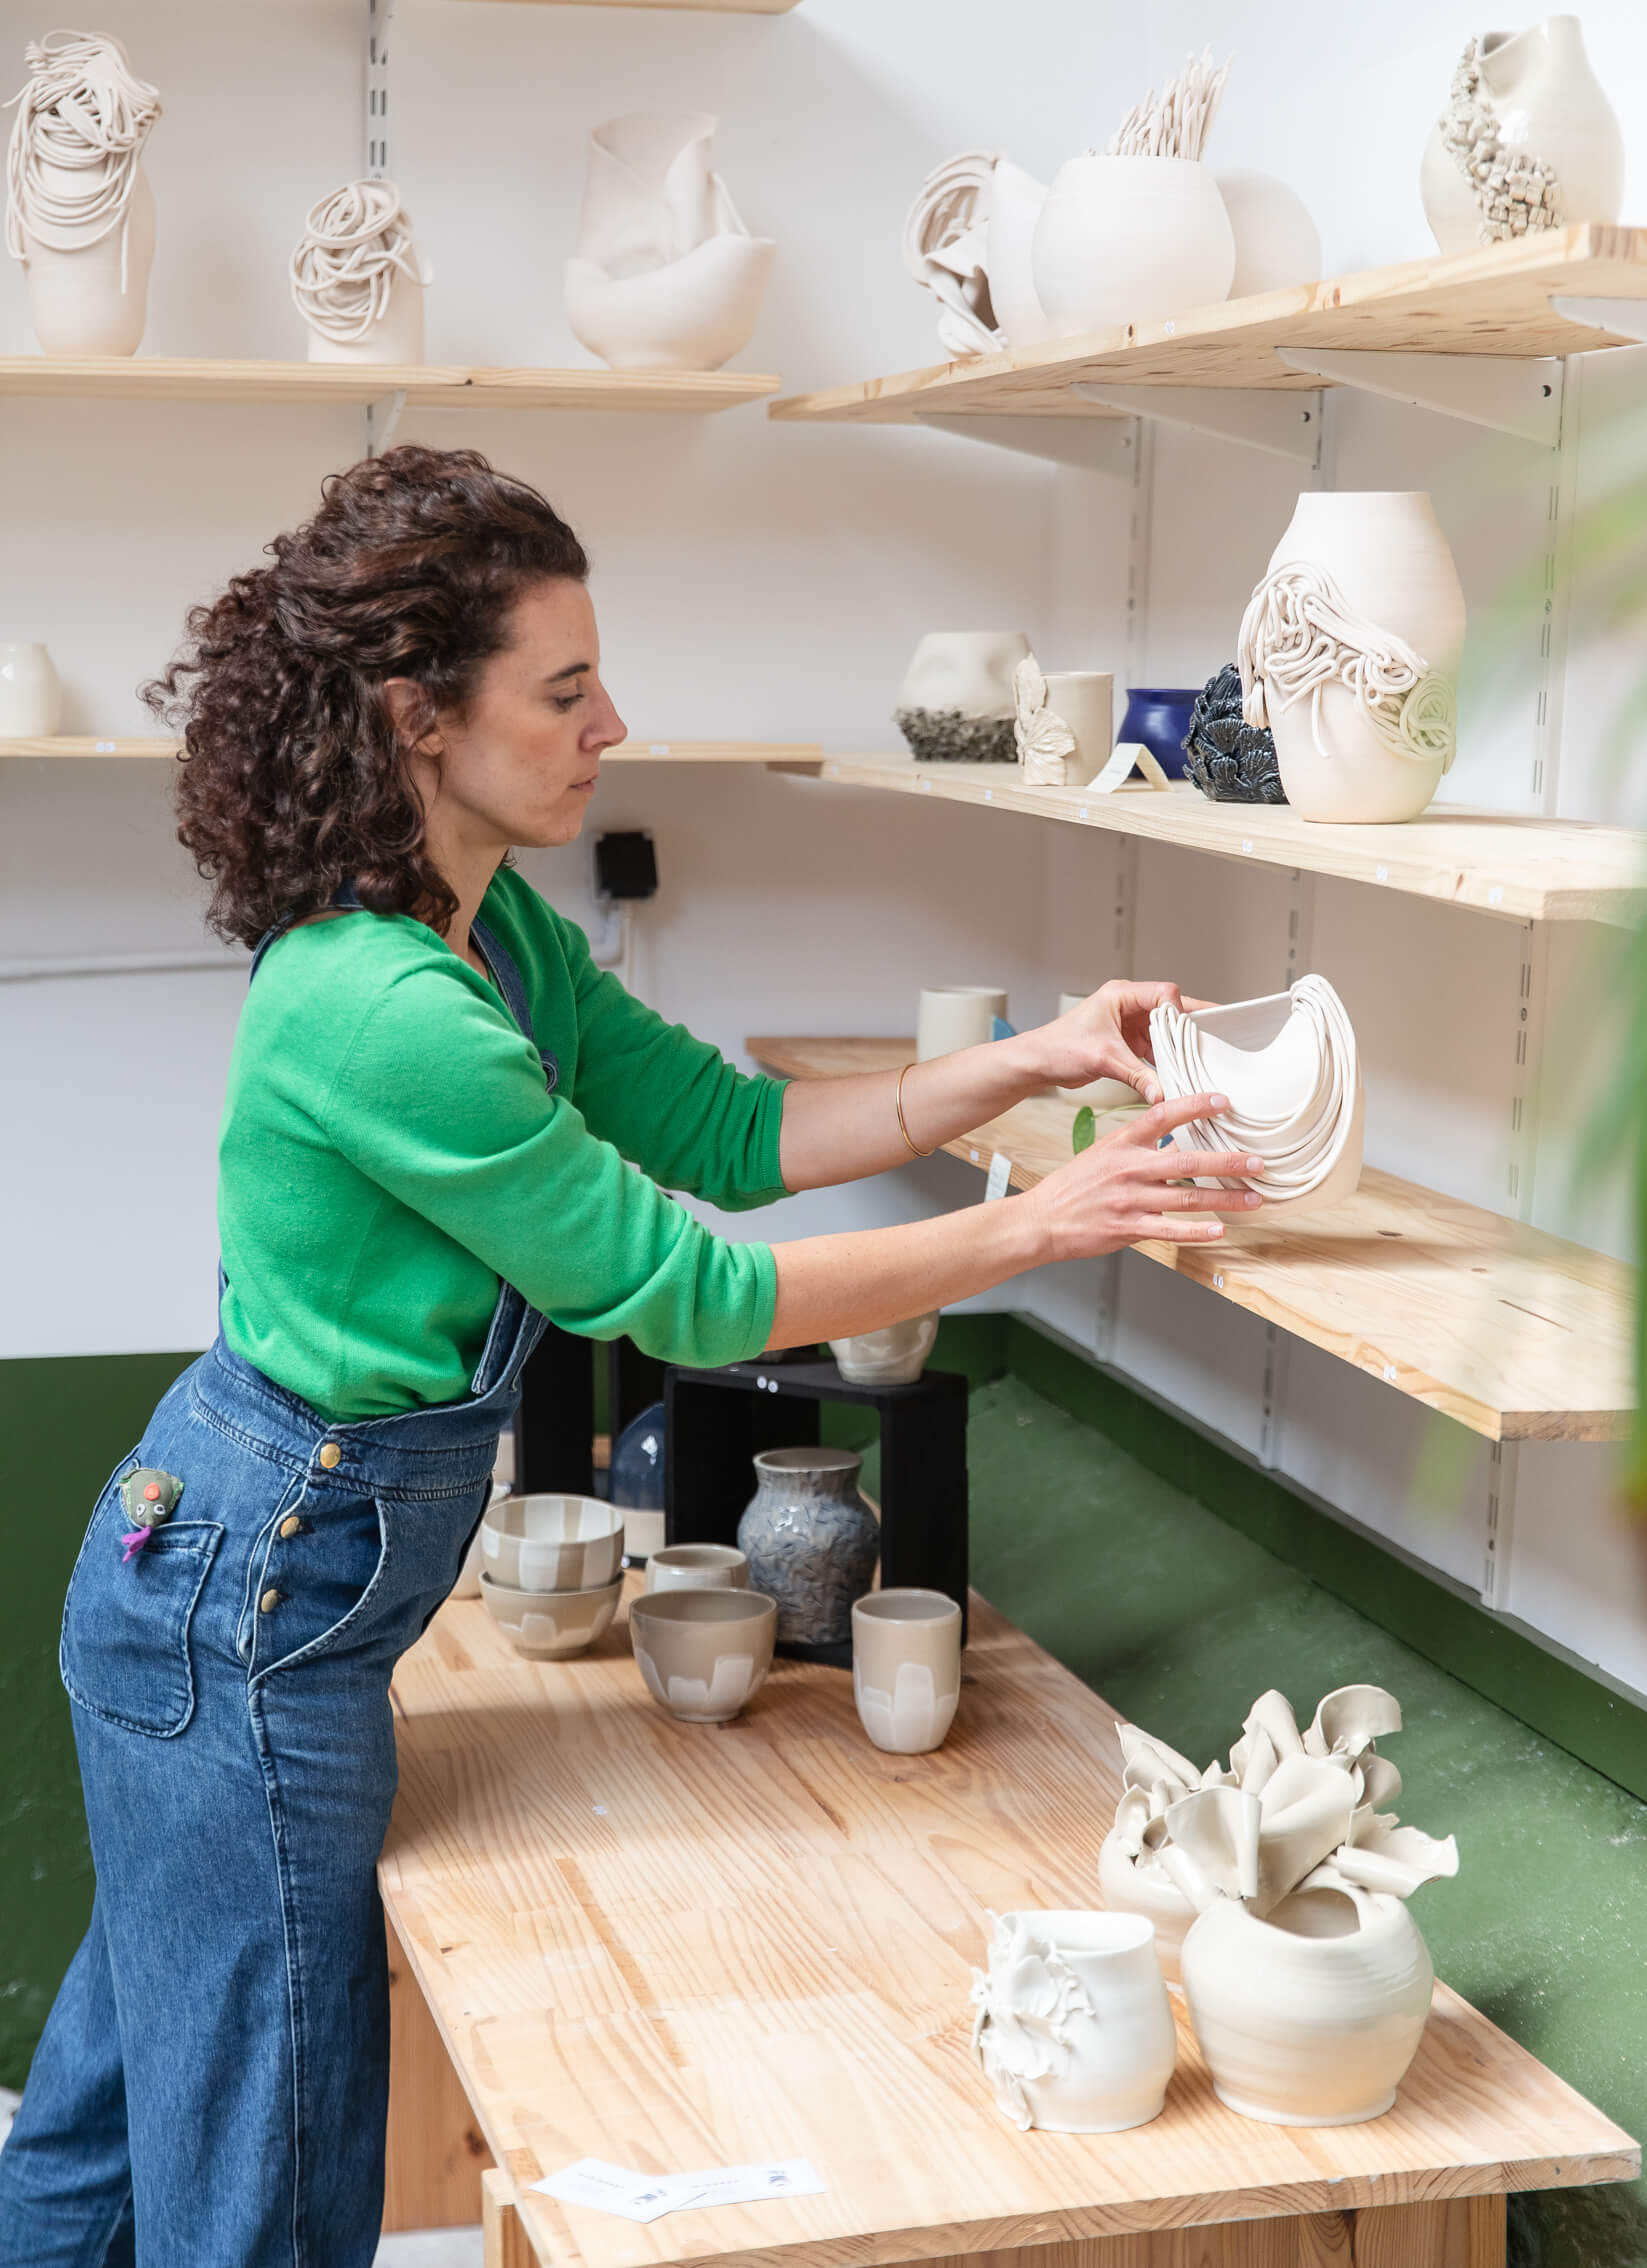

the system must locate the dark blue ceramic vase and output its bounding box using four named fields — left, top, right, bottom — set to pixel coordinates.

left=1119, top=687, right=1202, bottom=779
